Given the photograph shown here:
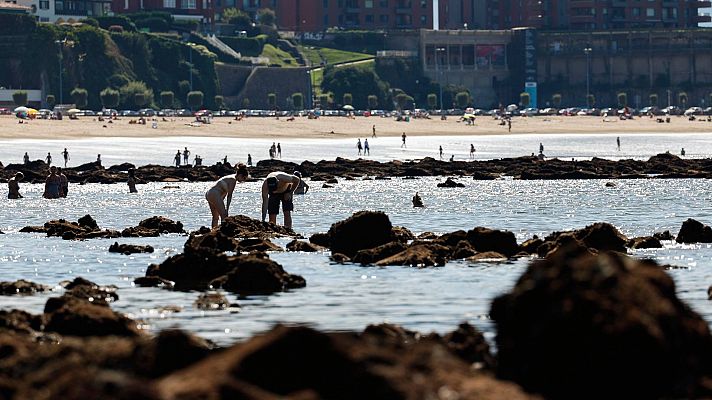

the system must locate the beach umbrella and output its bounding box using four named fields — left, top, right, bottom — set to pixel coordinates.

left=13, top=106, right=29, bottom=113
left=27, top=108, right=38, bottom=115
left=342, top=105, right=354, bottom=111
